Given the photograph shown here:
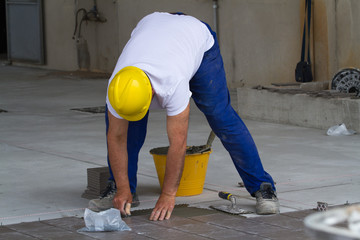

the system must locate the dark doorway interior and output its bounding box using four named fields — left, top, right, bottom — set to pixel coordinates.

left=0, top=0, right=7, bottom=60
